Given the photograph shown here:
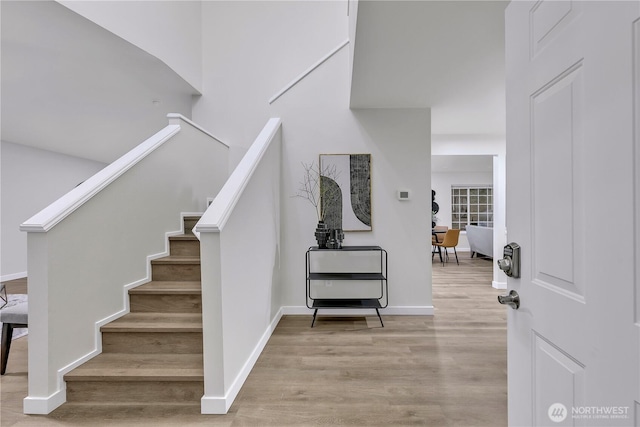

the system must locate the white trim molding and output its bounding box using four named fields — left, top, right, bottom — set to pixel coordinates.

left=166, top=114, right=229, bottom=148
left=23, top=389, right=66, bottom=415
left=269, top=39, right=349, bottom=104
left=492, top=281, right=507, bottom=290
